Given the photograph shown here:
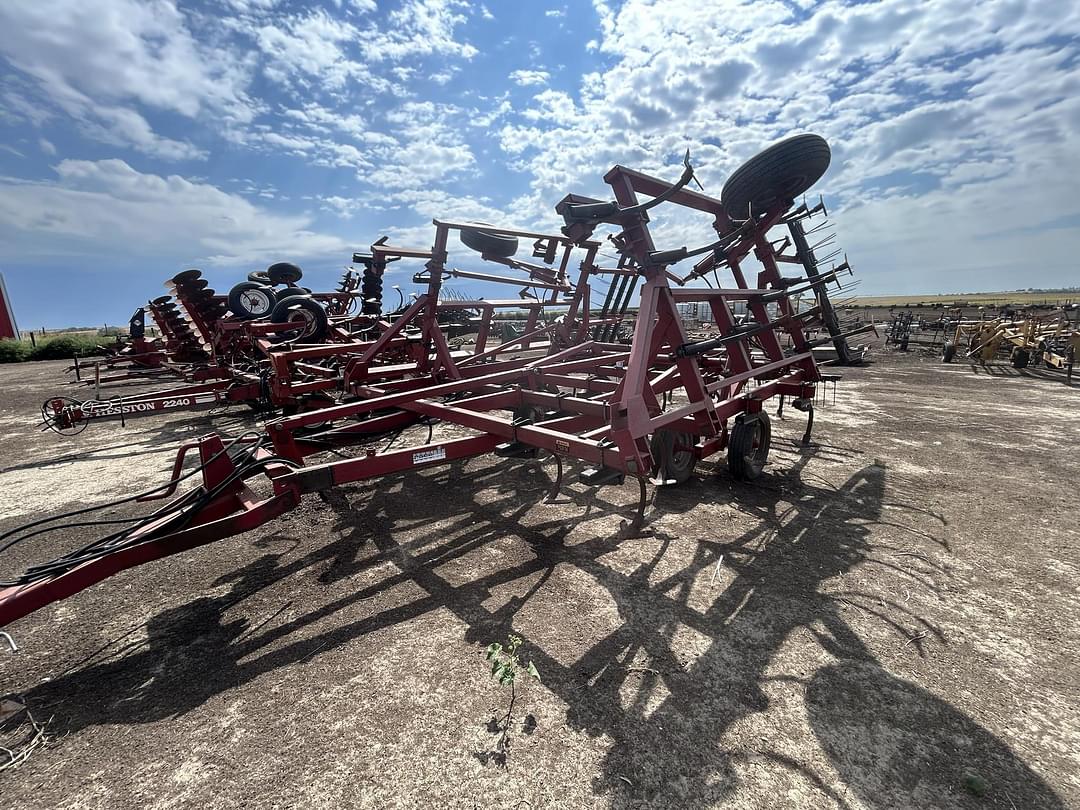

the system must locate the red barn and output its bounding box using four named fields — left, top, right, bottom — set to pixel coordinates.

left=0, top=272, right=19, bottom=340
